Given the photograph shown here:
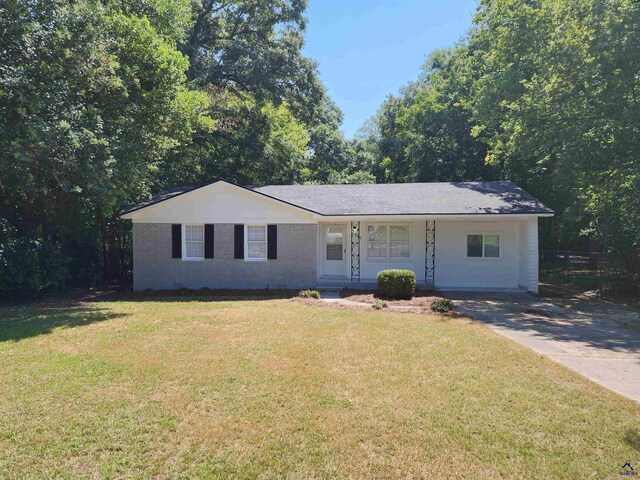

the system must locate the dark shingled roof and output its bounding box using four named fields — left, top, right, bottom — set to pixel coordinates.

left=122, top=186, right=192, bottom=214
left=250, top=181, right=553, bottom=215
left=122, top=181, right=553, bottom=216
